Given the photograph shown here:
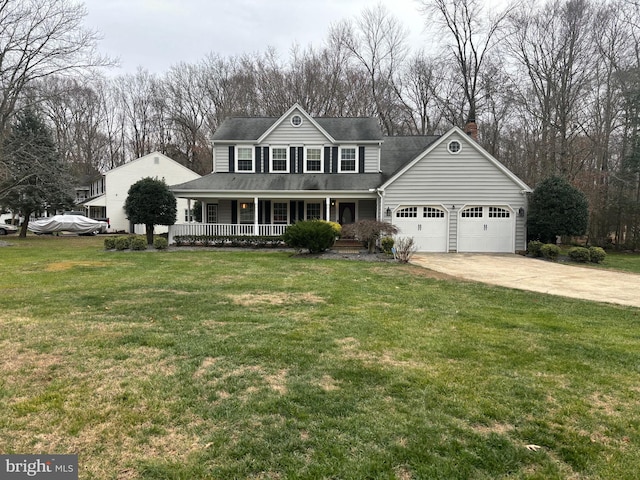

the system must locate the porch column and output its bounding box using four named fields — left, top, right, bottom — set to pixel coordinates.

left=325, top=197, right=331, bottom=221
left=254, top=197, right=259, bottom=235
